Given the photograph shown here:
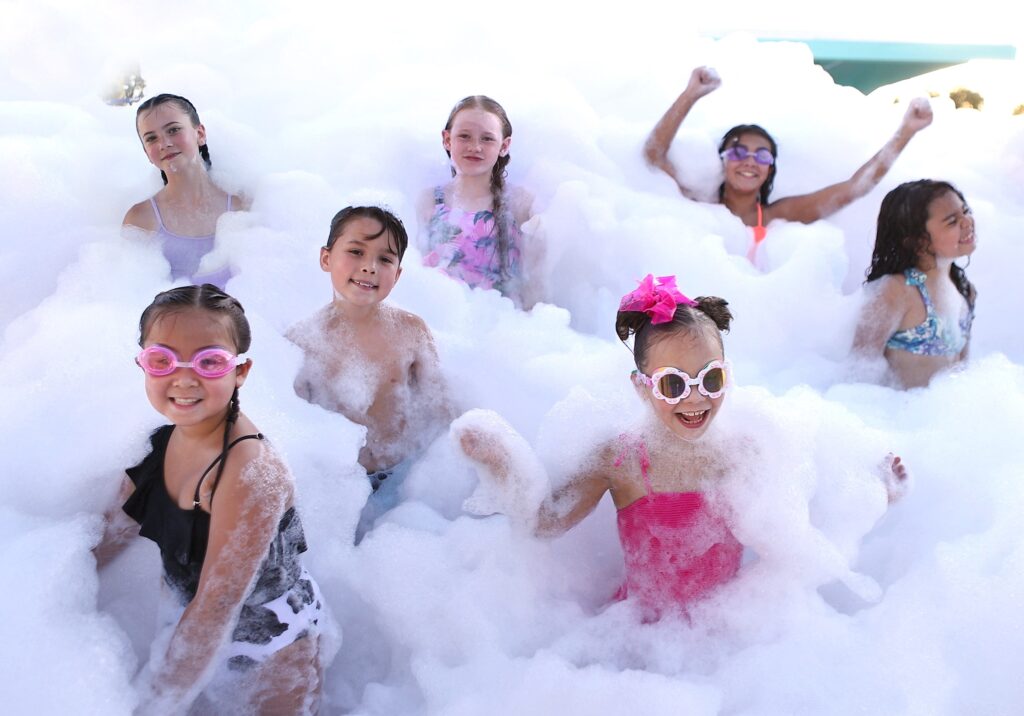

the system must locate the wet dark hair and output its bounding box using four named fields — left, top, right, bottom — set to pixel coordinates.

left=325, top=205, right=409, bottom=262
left=136, top=94, right=211, bottom=185
left=444, top=95, right=517, bottom=288
left=616, top=297, right=733, bottom=372
left=866, top=179, right=975, bottom=309
left=138, top=284, right=251, bottom=491
left=718, top=124, right=778, bottom=205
